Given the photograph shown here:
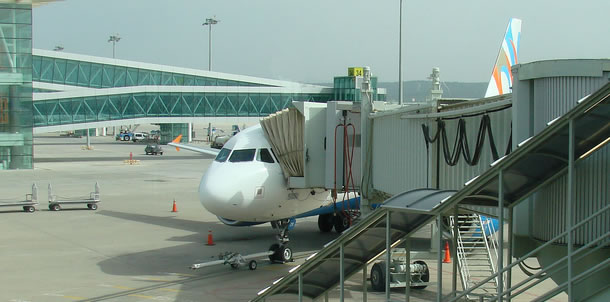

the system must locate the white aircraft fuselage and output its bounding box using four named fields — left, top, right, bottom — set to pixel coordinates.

left=198, top=125, right=330, bottom=223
